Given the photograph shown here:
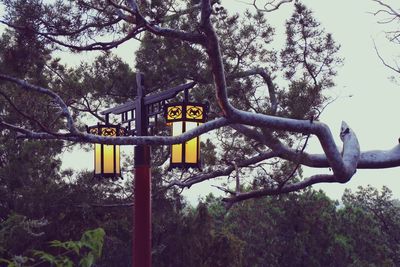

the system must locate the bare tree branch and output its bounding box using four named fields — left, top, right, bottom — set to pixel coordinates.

left=228, top=68, right=278, bottom=114
left=75, top=202, right=133, bottom=208
left=168, top=150, right=279, bottom=188
left=41, top=28, right=144, bottom=51
left=278, top=133, right=311, bottom=189
left=0, top=74, right=78, bottom=134
left=373, top=39, right=400, bottom=74
left=222, top=174, right=337, bottom=203
left=252, top=0, right=294, bottom=12
left=372, top=0, right=400, bottom=18
left=200, top=0, right=236, bottom=116
left=125, top=0, right=206, bottom=44
left=0, top=90, right=56, bottom=134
